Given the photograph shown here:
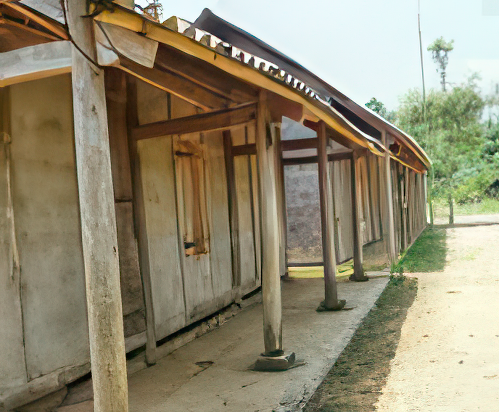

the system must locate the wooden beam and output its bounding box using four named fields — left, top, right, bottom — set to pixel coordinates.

left=282, top=151, right=352, bottom=166
left=131, top=103, right=256, bottom=141
left=0, top=15, right=60, bottom=41
left=349, top=151, right=368, bottom=282
left=232, top=143, right=256, bottom=156
left=66, top=1, right=128, bottom=411
left=317, top=121, right=346, bottom=311
left=155, top=44, right=258, bottom=104
left=233, top=138, right=350, bottom=157
left=119, top=57, right=228, bottom=111
left=303, top=119, right=366, bottom=152
left=0, top=41, right=71, bottom=88
left=281, top=138, right=318, bottom=151
left=3, top=1, right=68, bottom=39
